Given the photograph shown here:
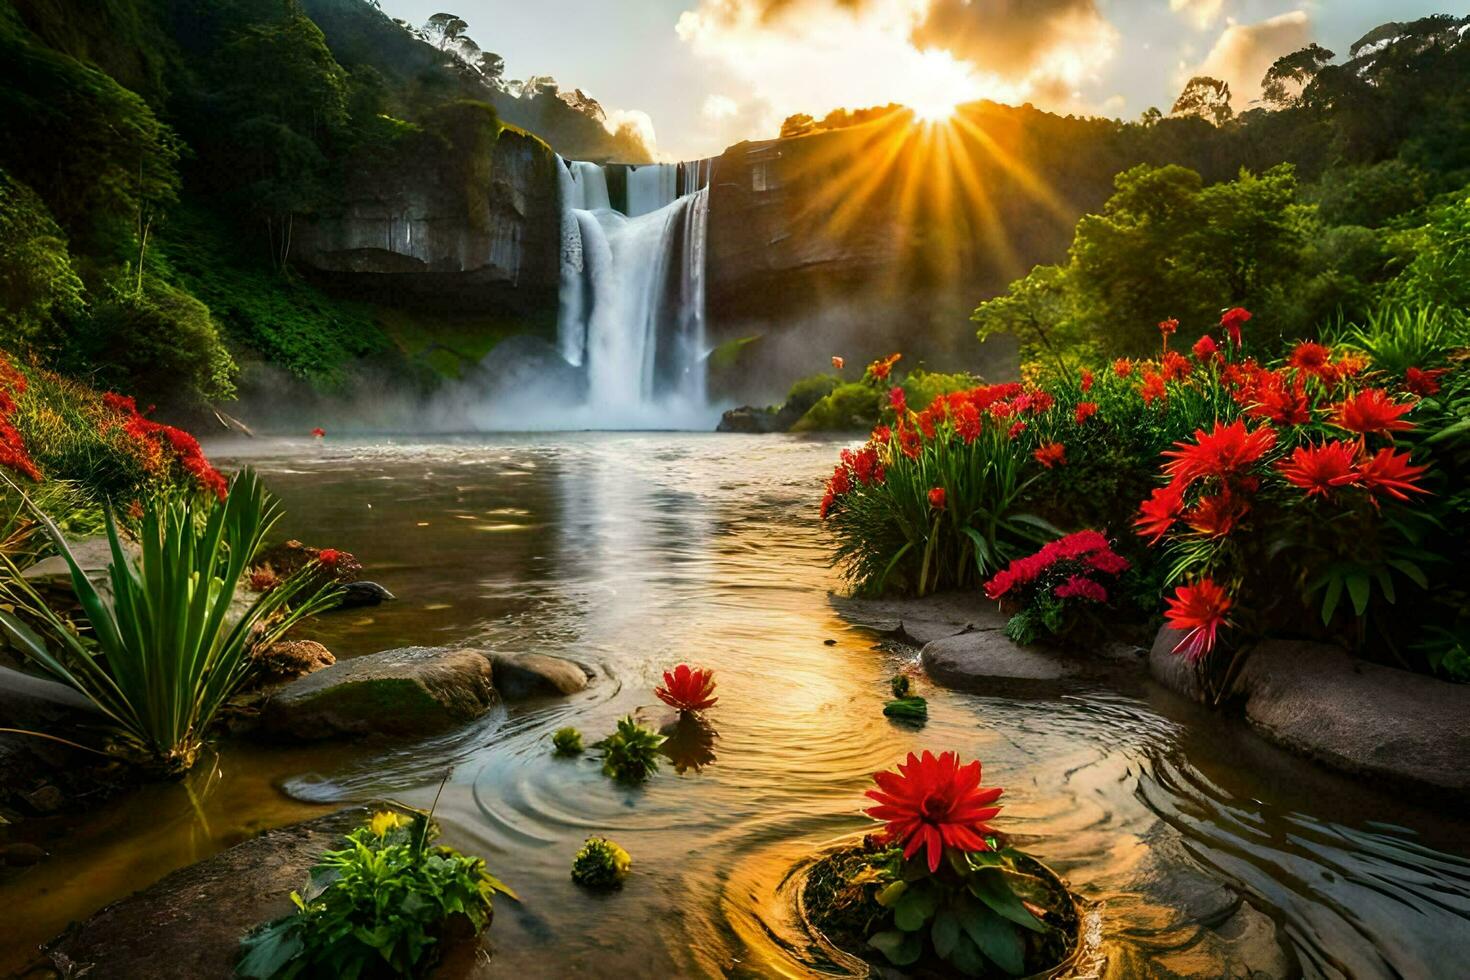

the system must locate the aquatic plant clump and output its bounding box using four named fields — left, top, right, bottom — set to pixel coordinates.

left=238, top=809, right=515, bottom=979
left=595, top=716, right=666, bottom=783
left=805, top=750, right=1078, bottom=976
left=552, top=726, right=584, bottom=756
left=570, top=836, right=632, bottom=890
